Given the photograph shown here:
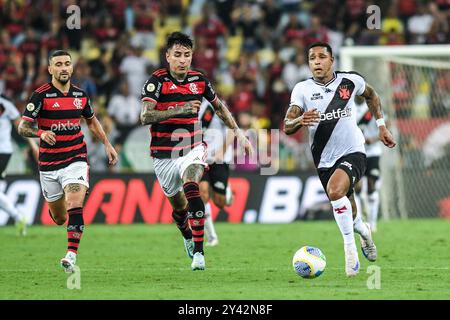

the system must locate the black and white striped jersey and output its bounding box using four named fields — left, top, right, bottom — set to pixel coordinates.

left=290, top=71, right=367, bottom=169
